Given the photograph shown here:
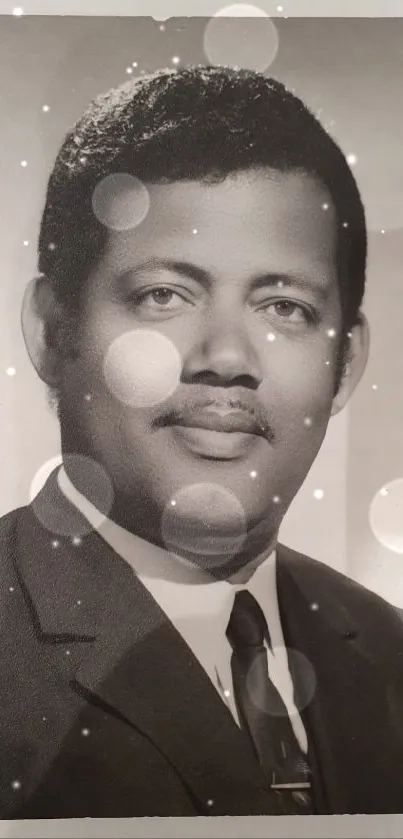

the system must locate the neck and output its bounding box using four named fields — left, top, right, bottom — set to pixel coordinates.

left=61, top=460, right=279, bottom=582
